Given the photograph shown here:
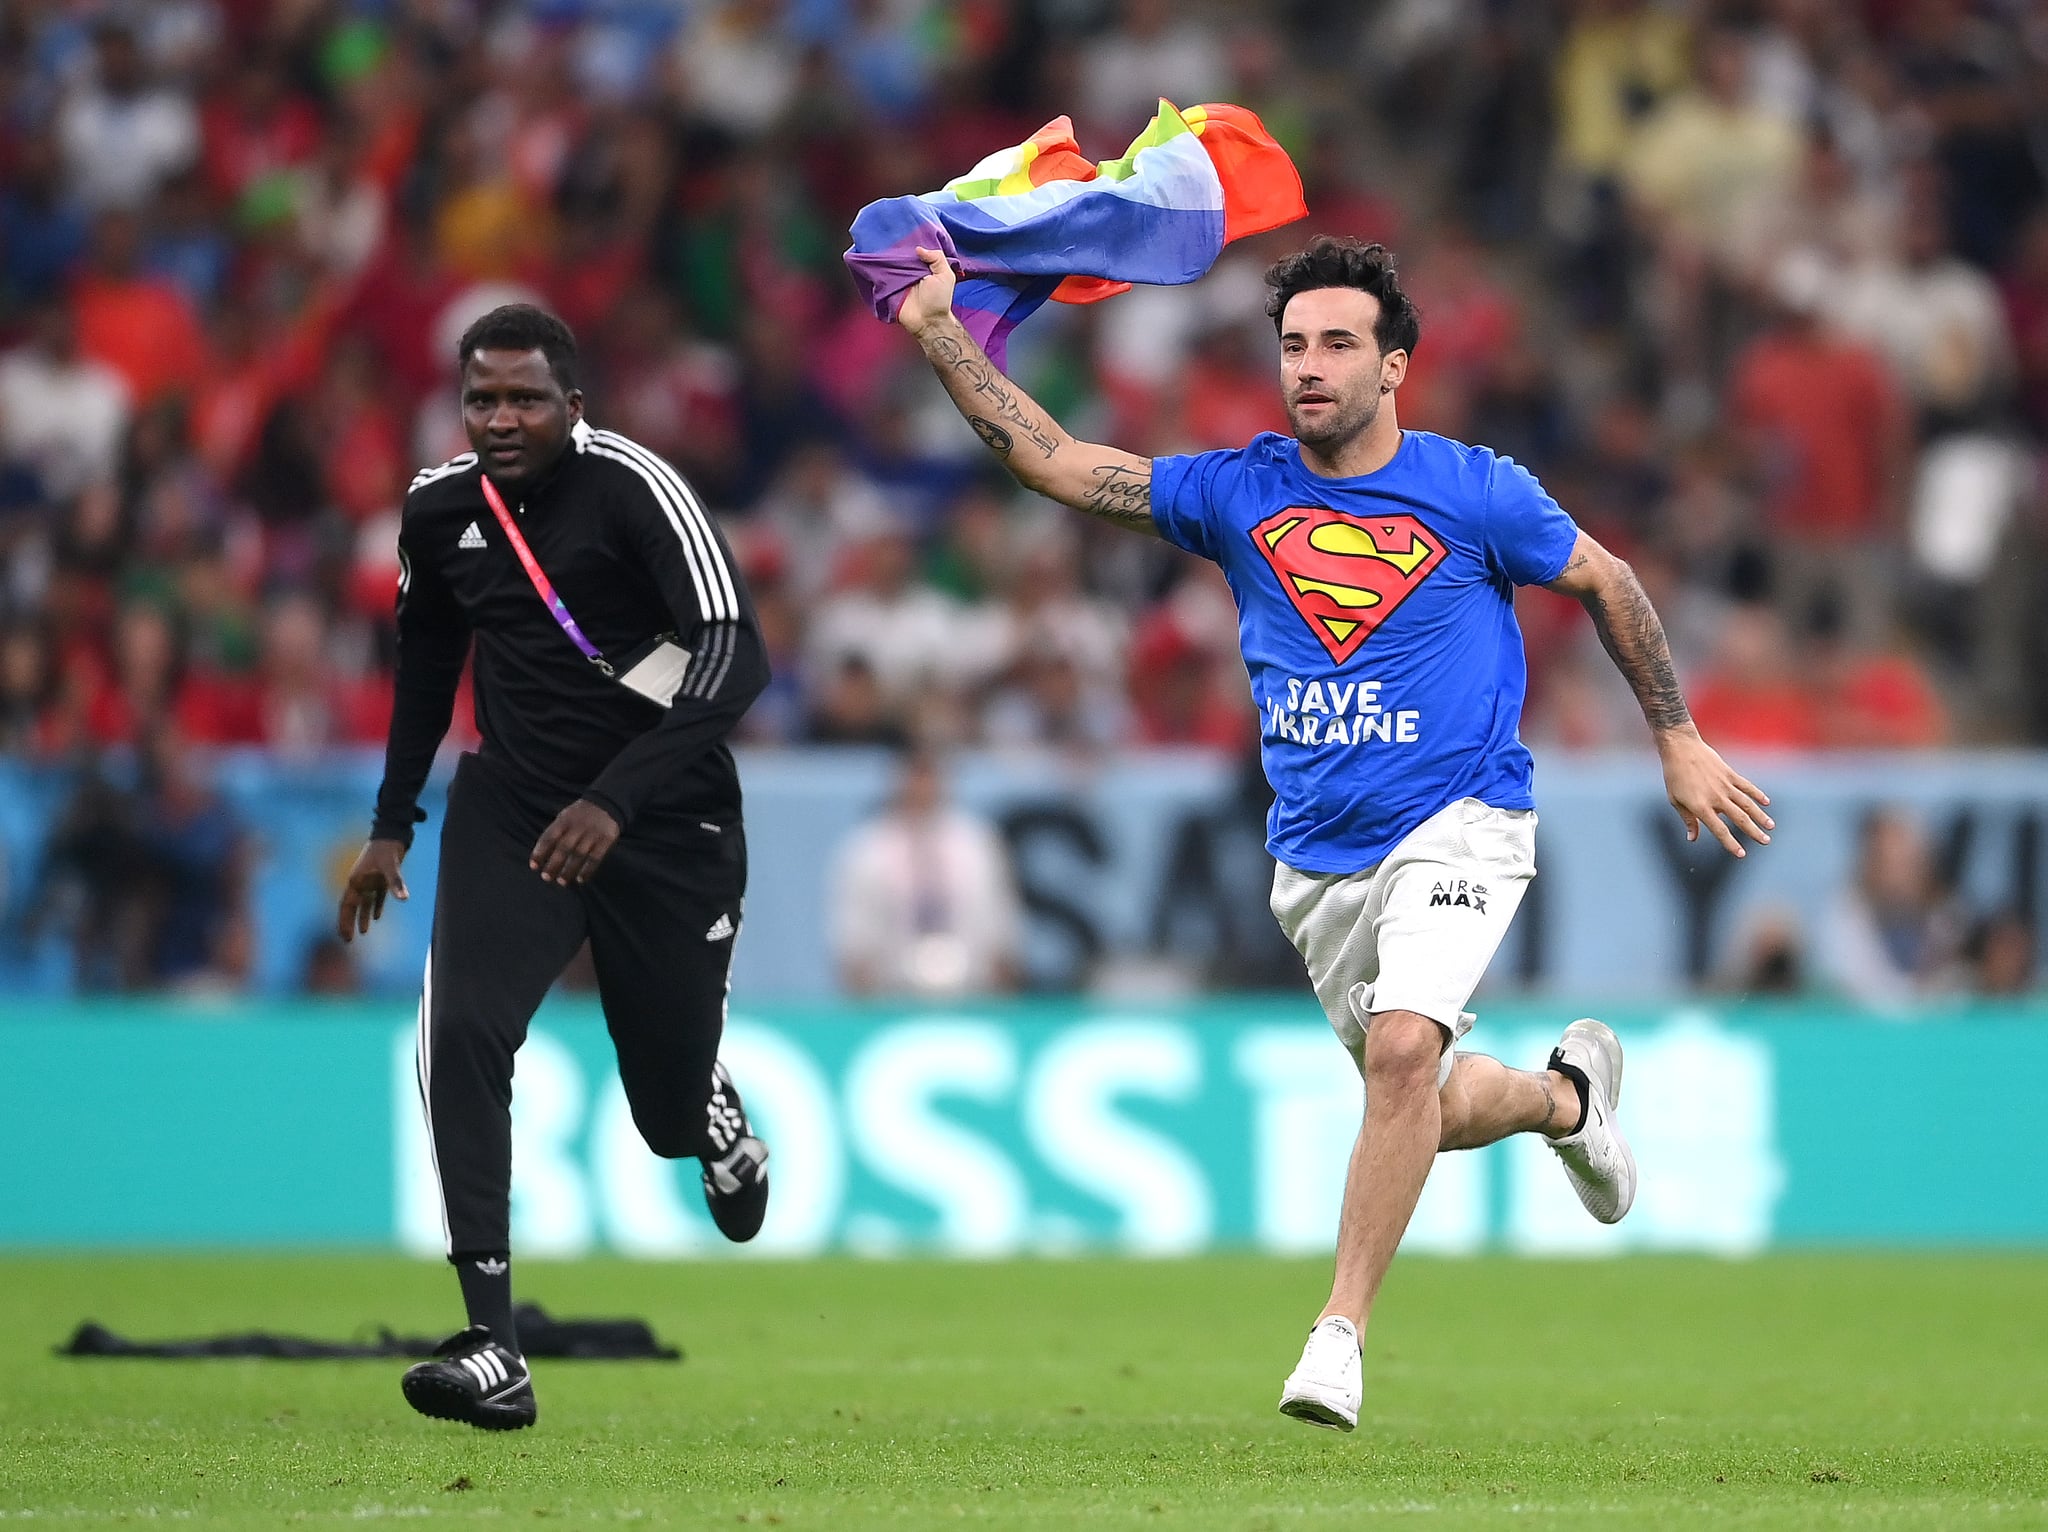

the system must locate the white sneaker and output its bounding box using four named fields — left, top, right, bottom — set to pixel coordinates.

left=1546, top=1018, right=1637, bottom=1224
left=1277, top=1315, right=1361, bottom=1431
